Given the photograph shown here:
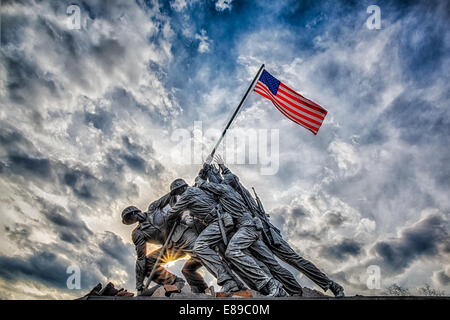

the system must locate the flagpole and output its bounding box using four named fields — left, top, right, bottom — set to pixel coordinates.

left=207, top=63, right=265, bottom=162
